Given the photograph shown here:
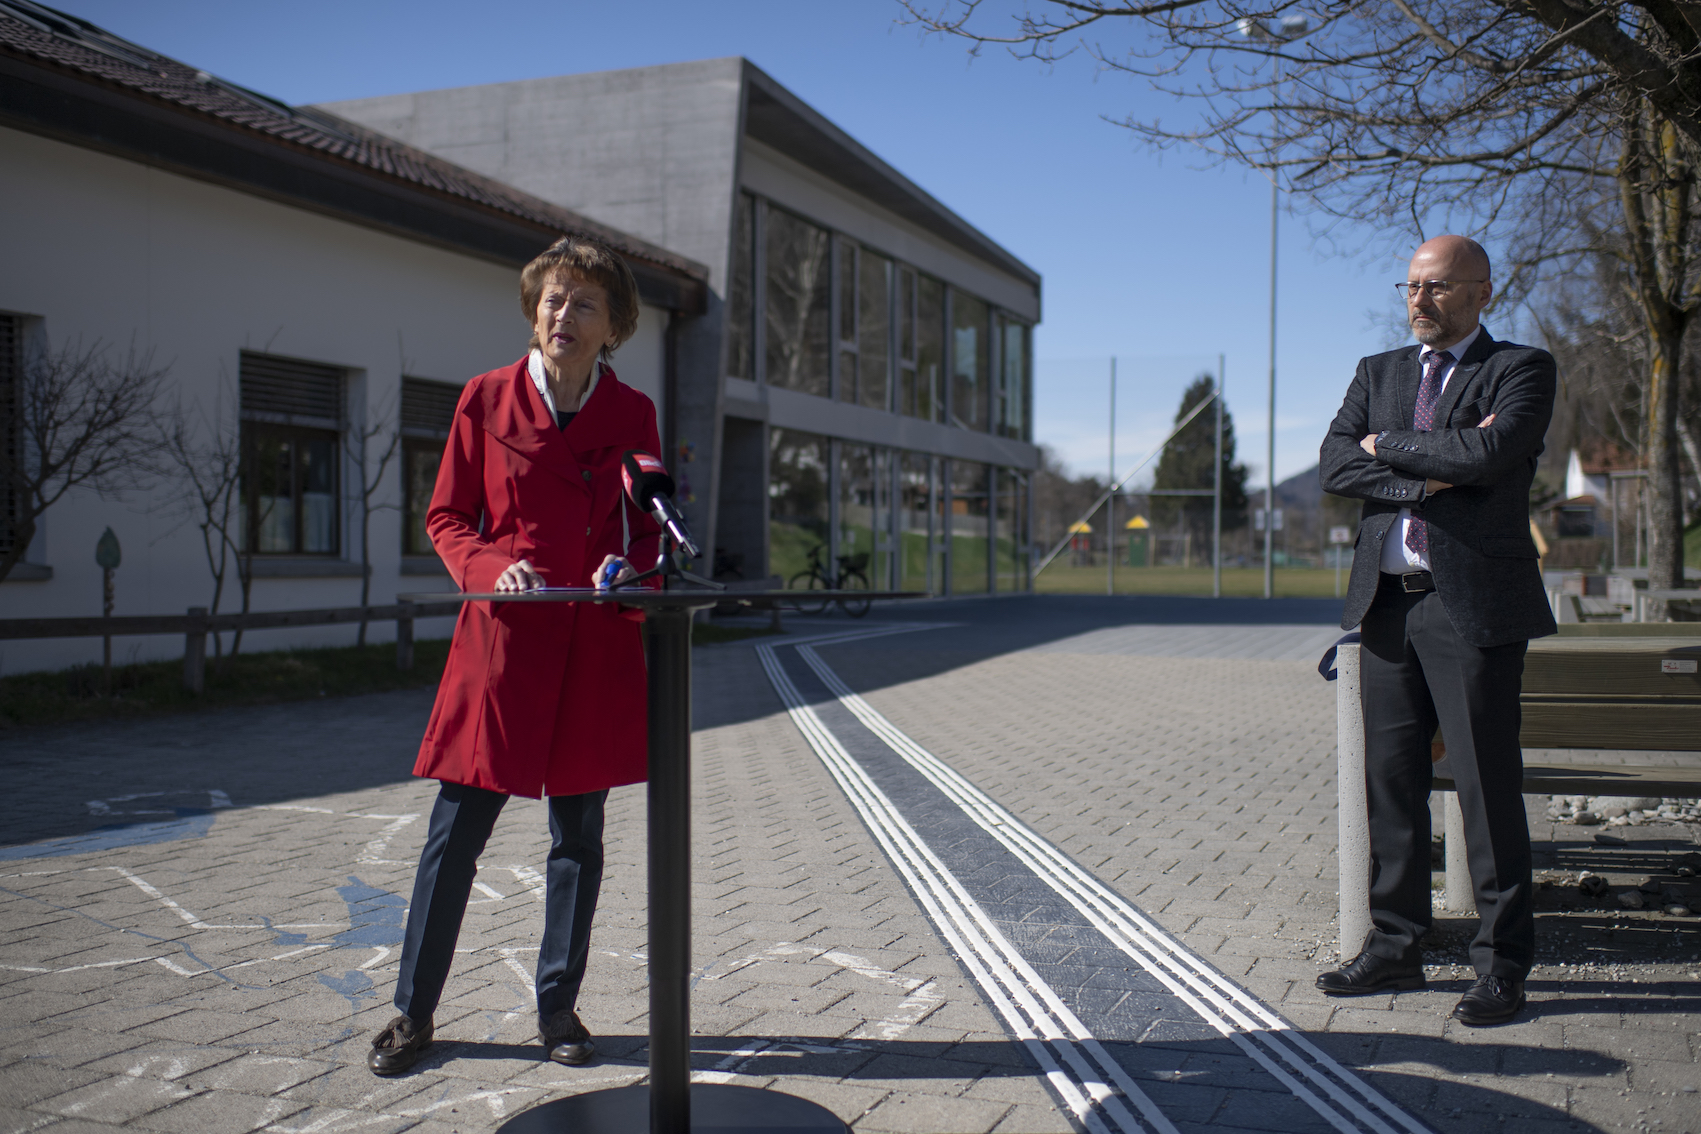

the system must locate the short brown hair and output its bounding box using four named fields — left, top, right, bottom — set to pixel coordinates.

left=520, top=236, right=641, bottom=355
